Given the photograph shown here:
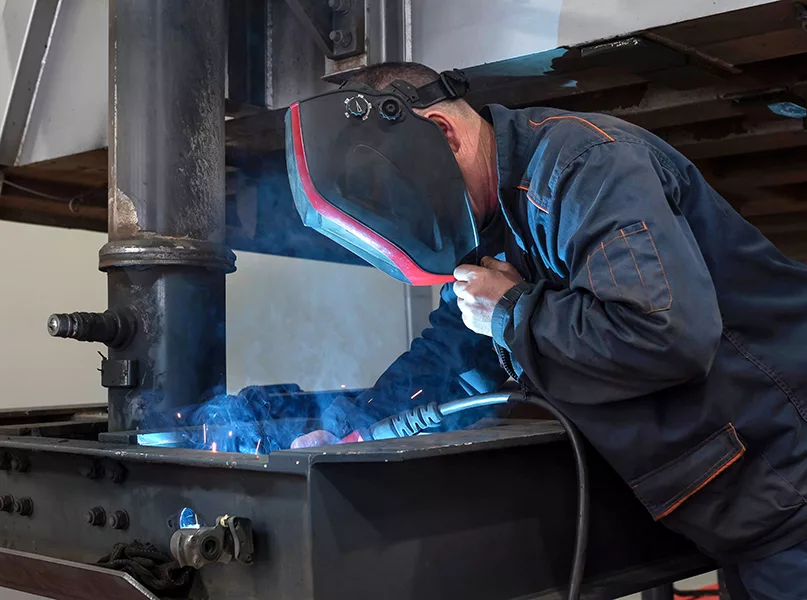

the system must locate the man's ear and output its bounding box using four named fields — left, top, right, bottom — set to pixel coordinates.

left=423, top=110, right=461, bottom=154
